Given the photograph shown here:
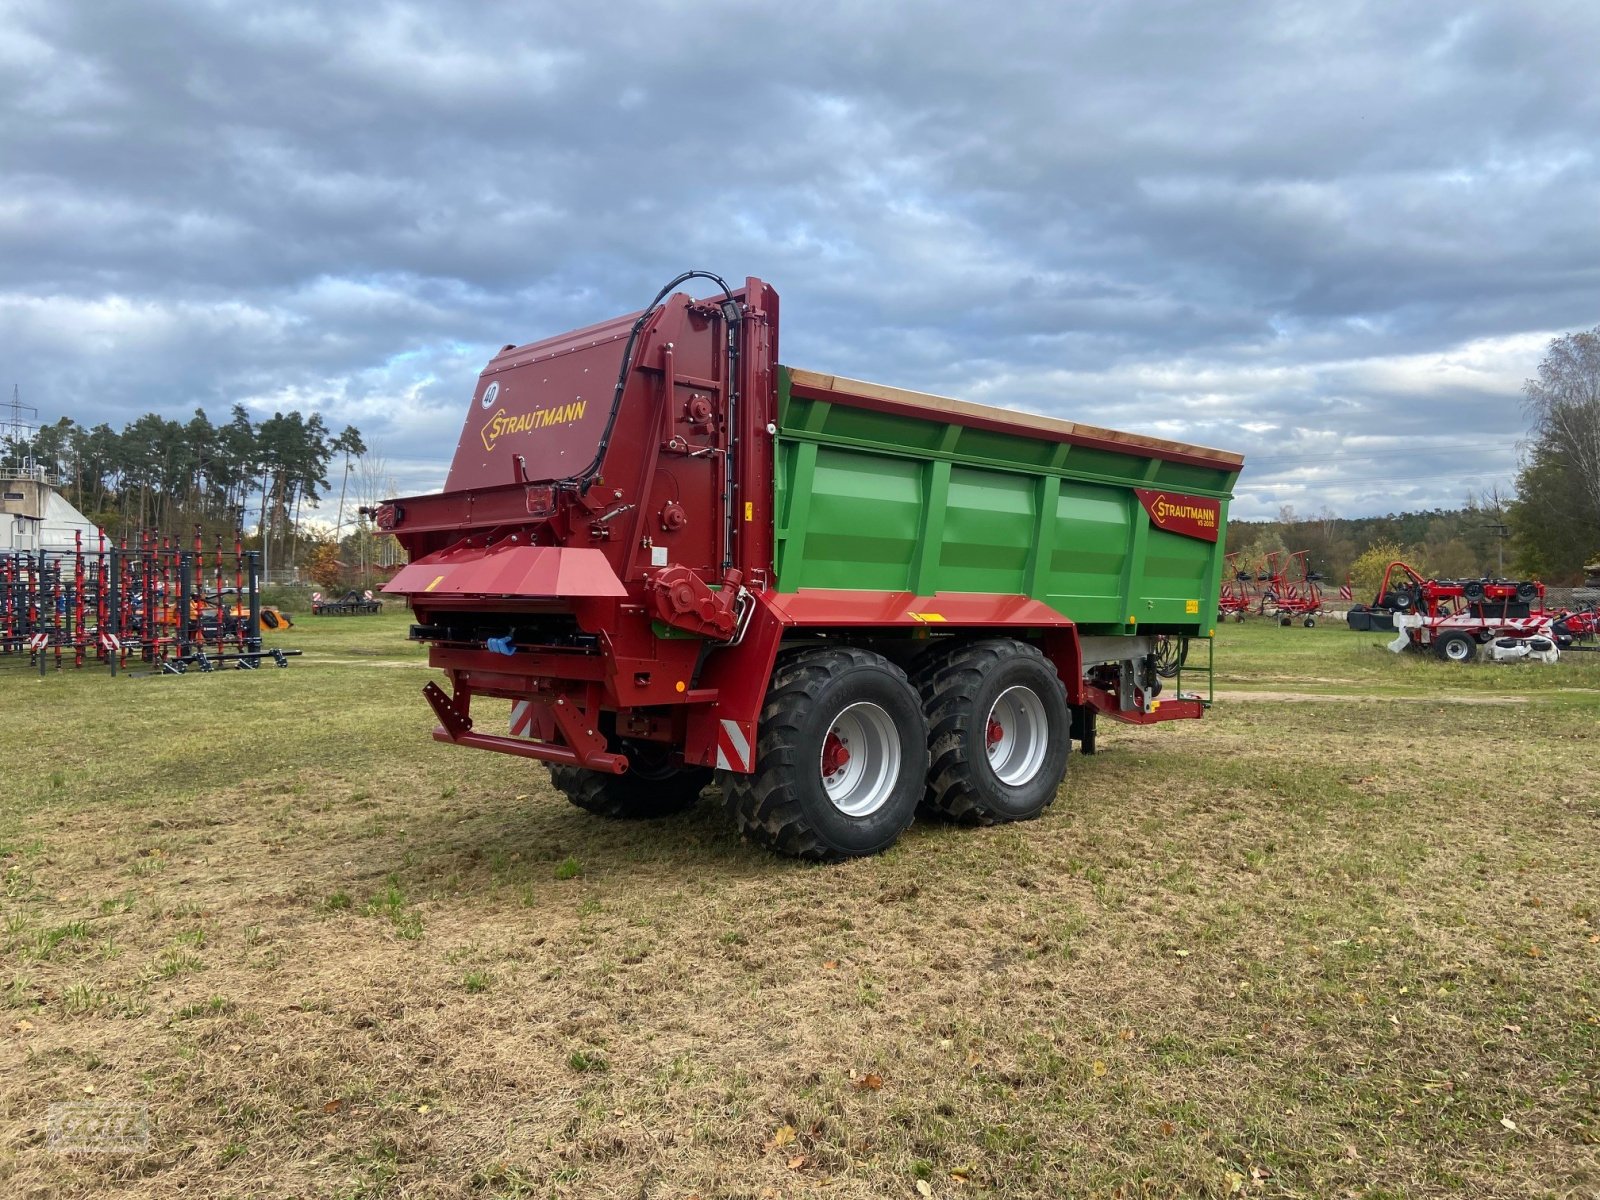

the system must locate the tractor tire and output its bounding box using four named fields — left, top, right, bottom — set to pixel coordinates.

left=725, top=646, right=926, bottom=860
left=1433, top=630, right=1478, bottom=663
left=549, top=752, right=711, bottom=820
left=913, top=639, right=1071, bottom=825
left=1463, top=580, right=1486, bottom=602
